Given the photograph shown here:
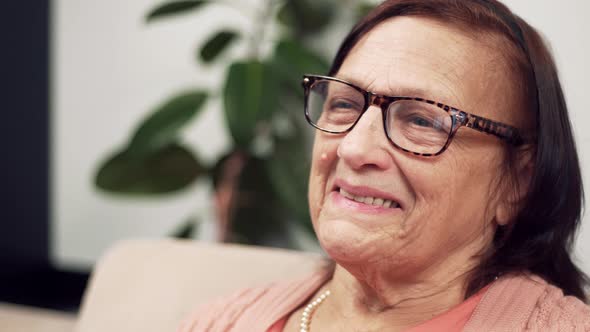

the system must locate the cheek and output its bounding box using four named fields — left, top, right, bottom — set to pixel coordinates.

left=404, top=158, right=455, bottom=208
left=407, top=151, right=502, bottom=241
left=308, top=135, right=339, bottom=222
